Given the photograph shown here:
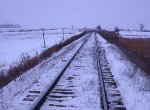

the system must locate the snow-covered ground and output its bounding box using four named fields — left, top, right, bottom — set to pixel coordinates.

left=0, top=29, right=80, bottom=70
left=0, top=35, right=86, bottom=110
left=41, top=34, right=100, bottom=110
left=0, top=34, right=101, bottom=110
left=119, top=30, right=150, bottom=38
left=97, top=34, right=150, bottom=110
